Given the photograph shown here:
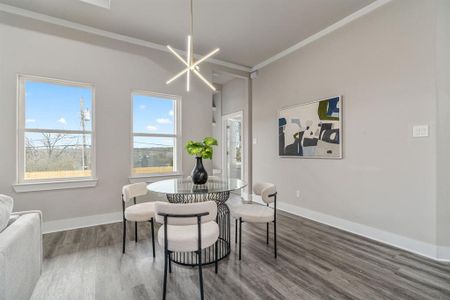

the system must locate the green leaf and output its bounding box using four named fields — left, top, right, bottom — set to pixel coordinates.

left=185, top=137, right=218, bottom=159
left=201, top=146, right=213, bottom=160
left=203, top=137, right=218, bottom=146
left=185, top=141, right=203, bottom=156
